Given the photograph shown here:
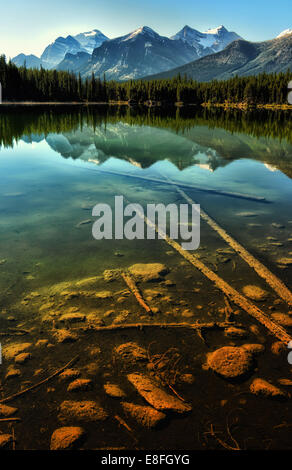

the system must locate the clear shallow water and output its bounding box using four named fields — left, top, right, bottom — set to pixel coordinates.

left=0, top=106, right=292, bottom=450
